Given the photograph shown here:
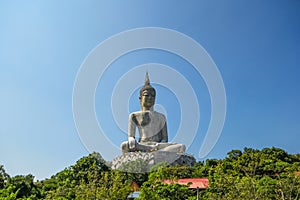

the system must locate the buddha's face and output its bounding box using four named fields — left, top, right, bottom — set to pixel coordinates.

left=140, top=89, right=155, bottom=109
